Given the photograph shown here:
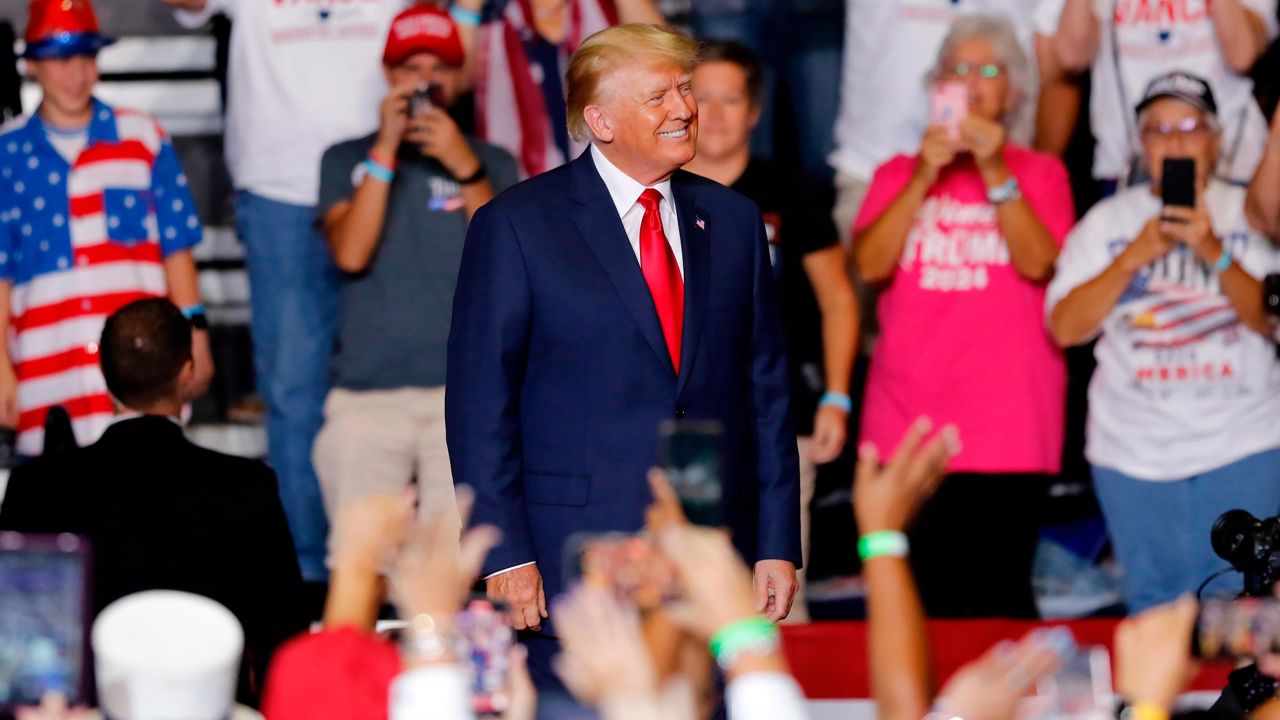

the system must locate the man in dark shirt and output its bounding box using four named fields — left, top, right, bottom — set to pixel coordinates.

left=0, top=298, right=307, bottom=703
left=313, top=5, right=518, bottom=550
left=685, top=40, right=859, bottom=621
